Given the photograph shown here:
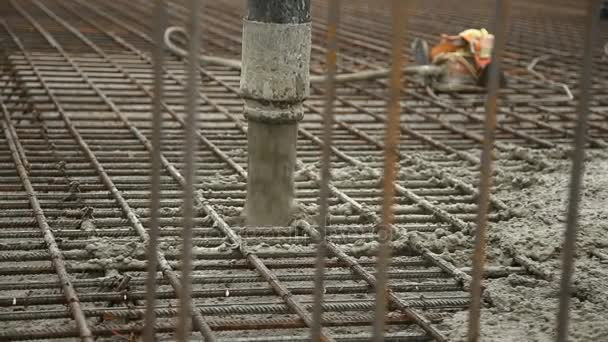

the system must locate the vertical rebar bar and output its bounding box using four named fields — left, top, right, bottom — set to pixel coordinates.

left=556, top=1, right=600, bottom=341
left=311, top=1, right=339, bottom=341
left=468, top=0, right=510, bottom=341
left=372, top=1, right=406, bottom=340
left=178, top=0, right=201, bottom=340
left=144, top=1, right=166, bottom=340
left=467, top=2, right=510, bottom=341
